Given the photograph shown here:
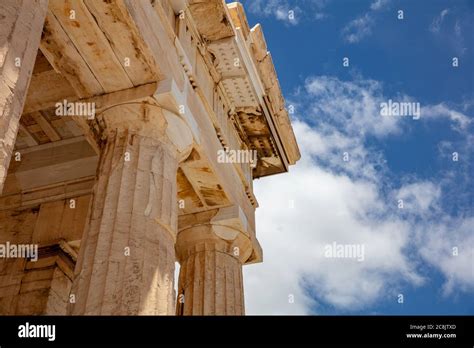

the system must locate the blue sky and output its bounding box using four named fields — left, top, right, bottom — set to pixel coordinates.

left=237, top=0, right=474, bottom=315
